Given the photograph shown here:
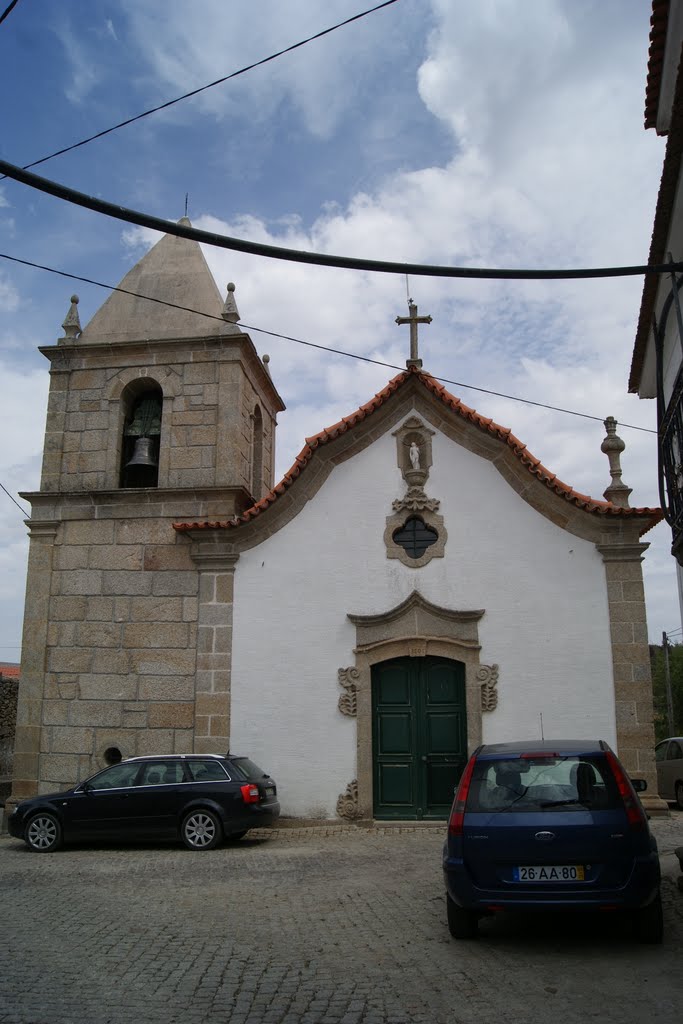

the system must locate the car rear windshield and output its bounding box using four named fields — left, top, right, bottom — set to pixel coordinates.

left=229, top=757, right=268, bottom=781
left=467, top=755, right=621, bottom=812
